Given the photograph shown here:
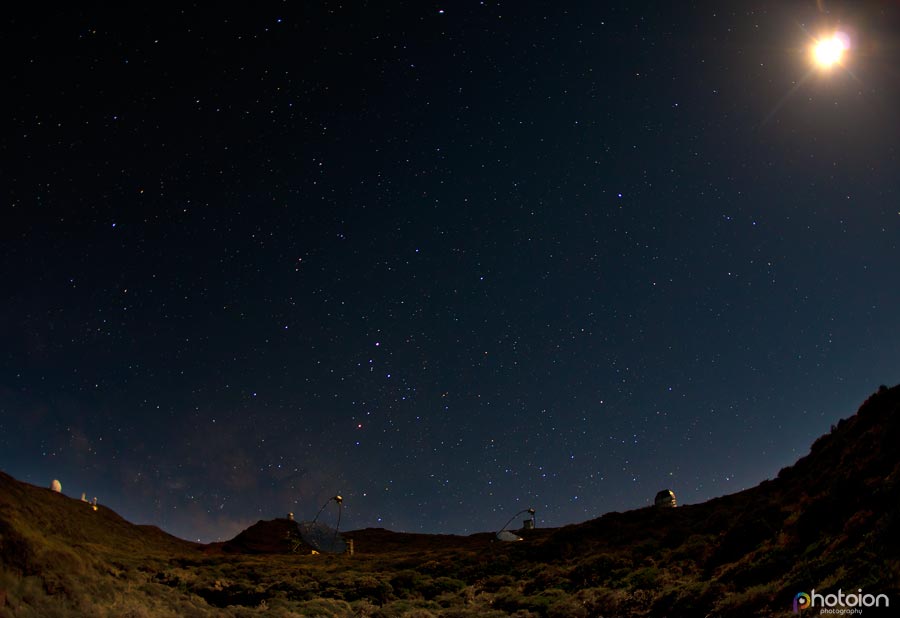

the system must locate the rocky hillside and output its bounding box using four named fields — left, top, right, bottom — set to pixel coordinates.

left=1, top=385, right=899, bottom=617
